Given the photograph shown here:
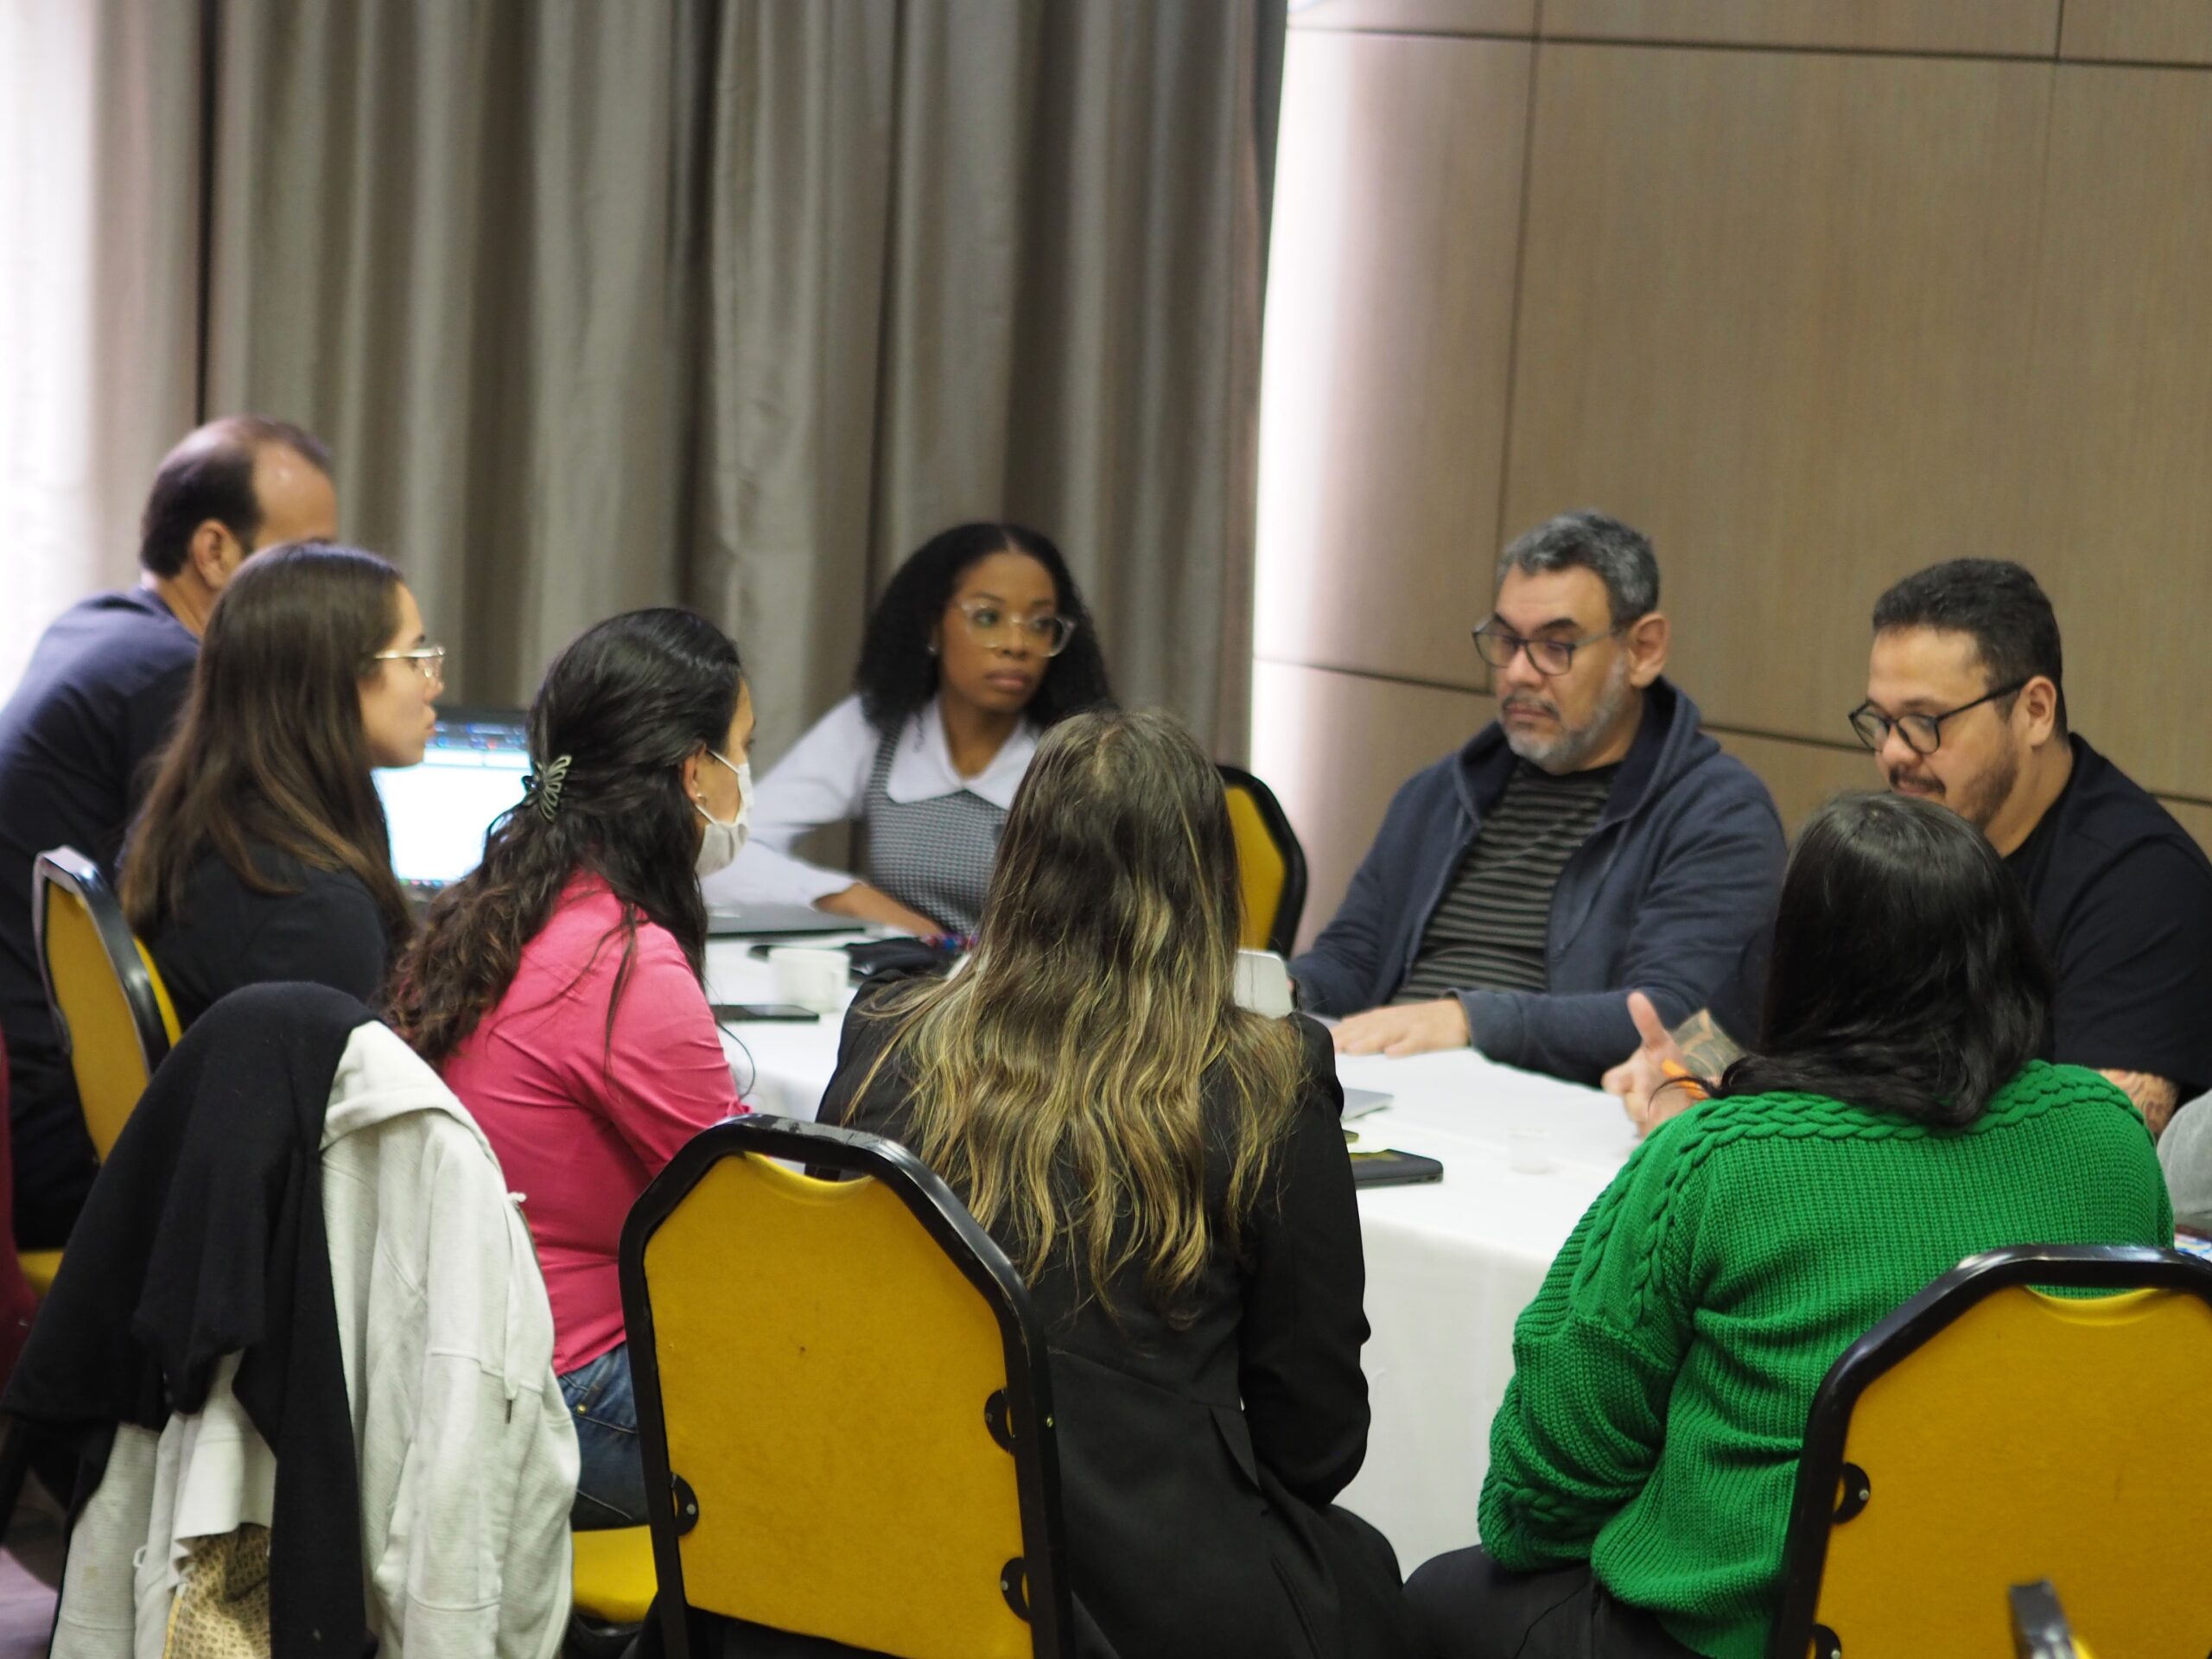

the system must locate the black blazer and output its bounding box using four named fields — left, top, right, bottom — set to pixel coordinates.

left=147, top=837, right=391, bottom=1028
left=822, top=989, right=1414, bottom=1659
